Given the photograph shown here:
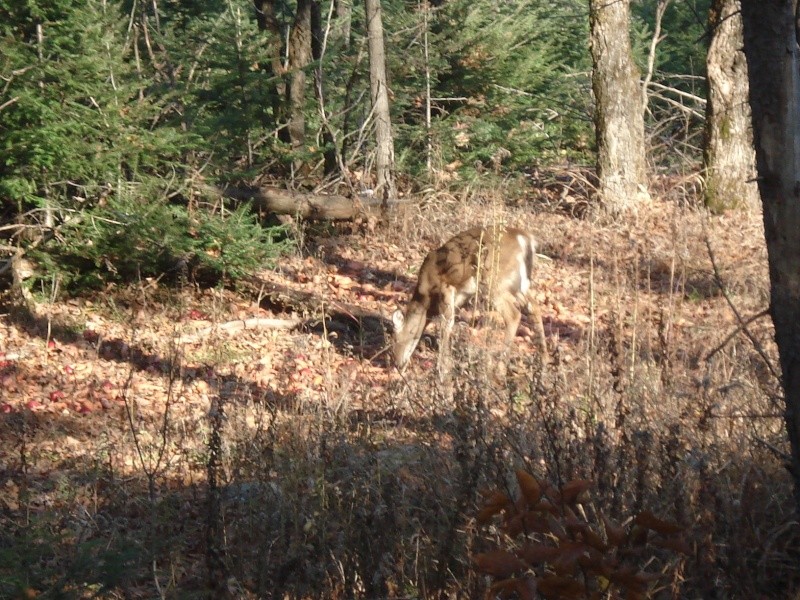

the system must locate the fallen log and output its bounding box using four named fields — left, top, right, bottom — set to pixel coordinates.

left=178, top=317, right=301, bottom=344
left=203, top=183, right=395, bottom=221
